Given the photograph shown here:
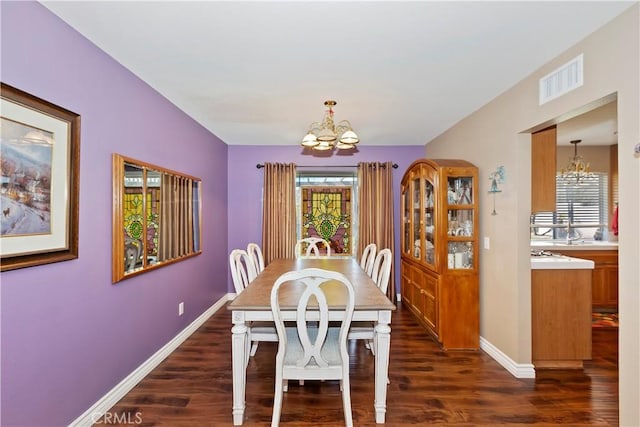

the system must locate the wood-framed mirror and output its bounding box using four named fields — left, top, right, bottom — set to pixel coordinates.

left=112, top=154, right=202, bottom=283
